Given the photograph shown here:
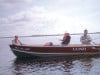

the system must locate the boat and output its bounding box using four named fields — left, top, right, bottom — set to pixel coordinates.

left=9, top=44, right=100, bottom=58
